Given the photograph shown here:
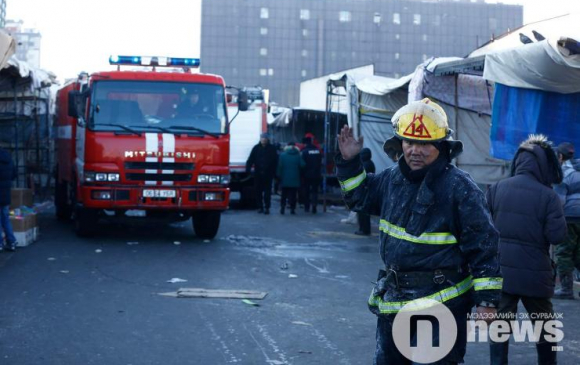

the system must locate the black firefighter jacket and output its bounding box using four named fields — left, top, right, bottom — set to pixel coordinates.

left=336, top=152, right=502, bottom=315
left=246, top=143, right=278, bottom=180
left=486, top=138, right=567, bottom=298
